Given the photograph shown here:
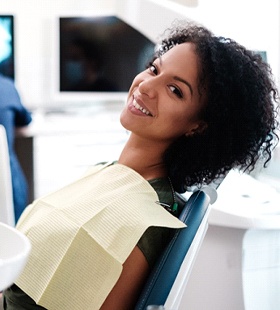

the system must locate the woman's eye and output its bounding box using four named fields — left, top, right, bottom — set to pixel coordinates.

left=149, top=64, right=158, bottom=75
left=170, top=85, right=183, bottom=98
